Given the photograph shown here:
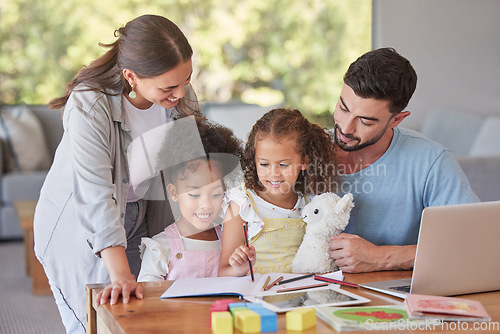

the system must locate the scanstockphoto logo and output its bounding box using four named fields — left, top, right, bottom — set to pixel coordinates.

left=365, top=318, right=441, bottom=331
left=365, top=318, right=500, bottom=332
